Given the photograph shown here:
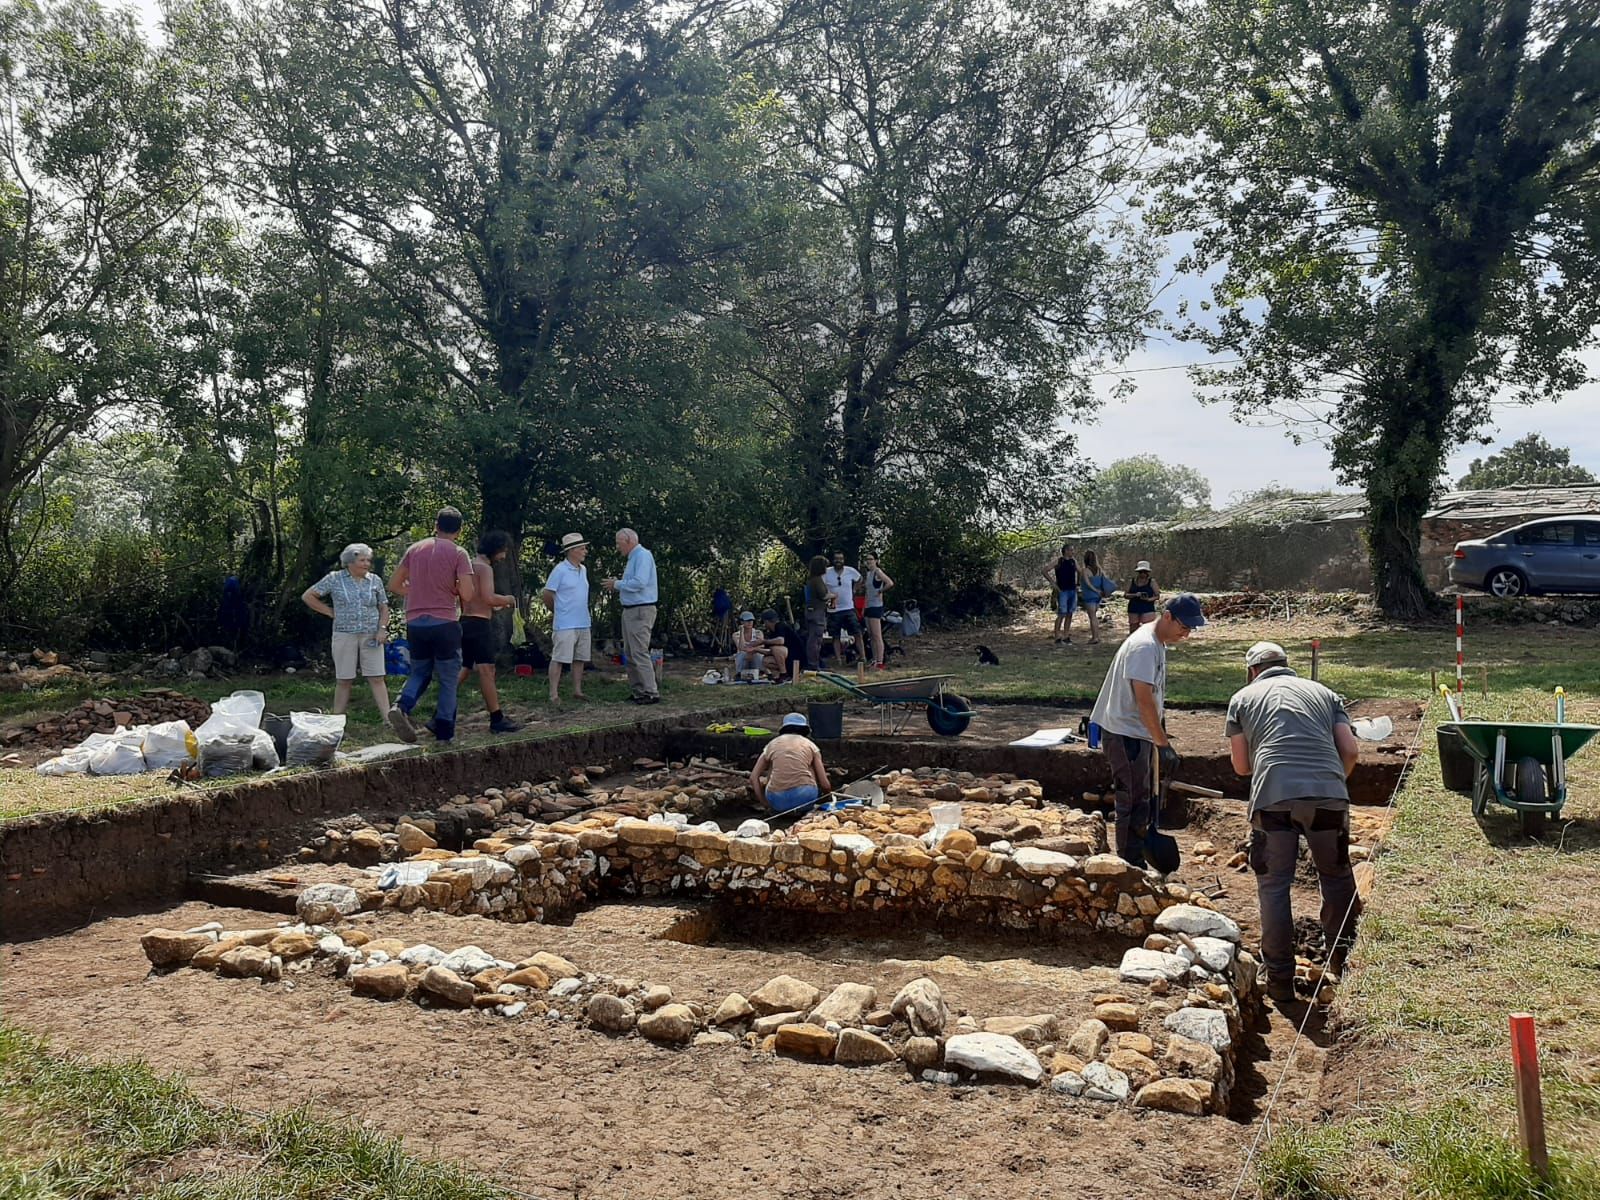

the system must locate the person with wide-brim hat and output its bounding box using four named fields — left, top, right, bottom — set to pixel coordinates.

left=749, top=712, right=830, bottom=814
left=1125, top=559, right=1159, bottom=636
left=540, top=532, right=592, bottom=704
